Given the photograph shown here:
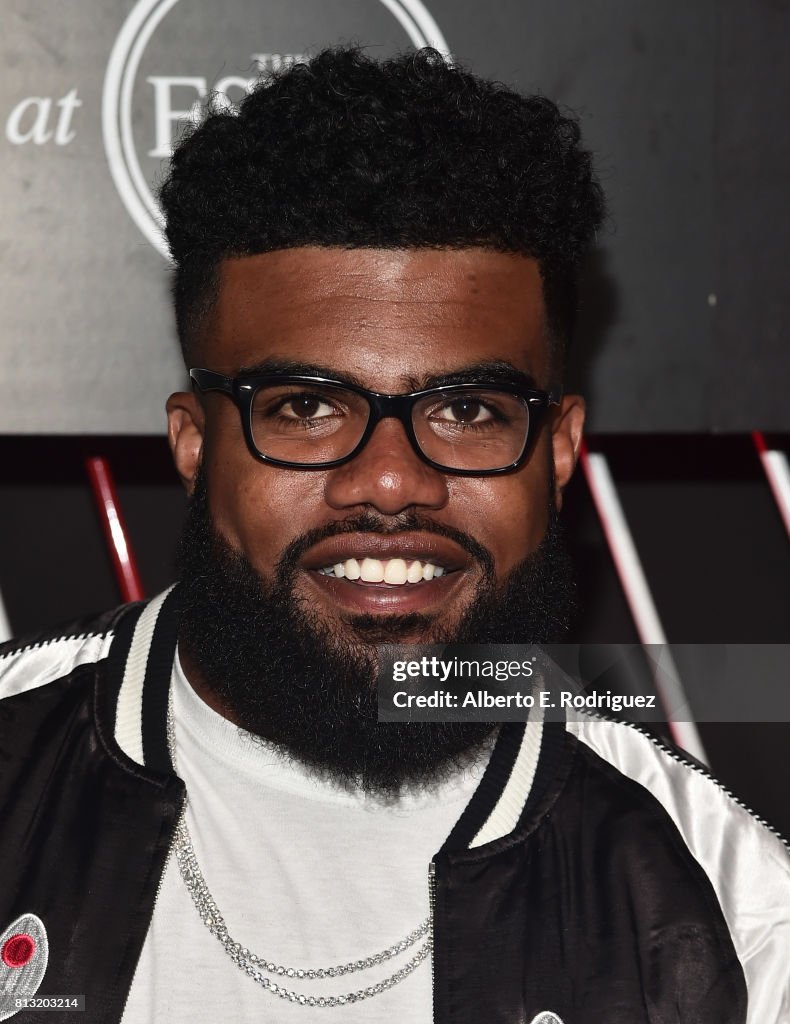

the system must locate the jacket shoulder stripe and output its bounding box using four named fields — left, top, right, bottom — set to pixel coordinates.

left=470, top=713, right=544, bottom=848
left=0, top=632, right=113, bottom=700
left=115, top=588, right=174, bottom=764
left=568, top=715, right=790, bottom=1023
